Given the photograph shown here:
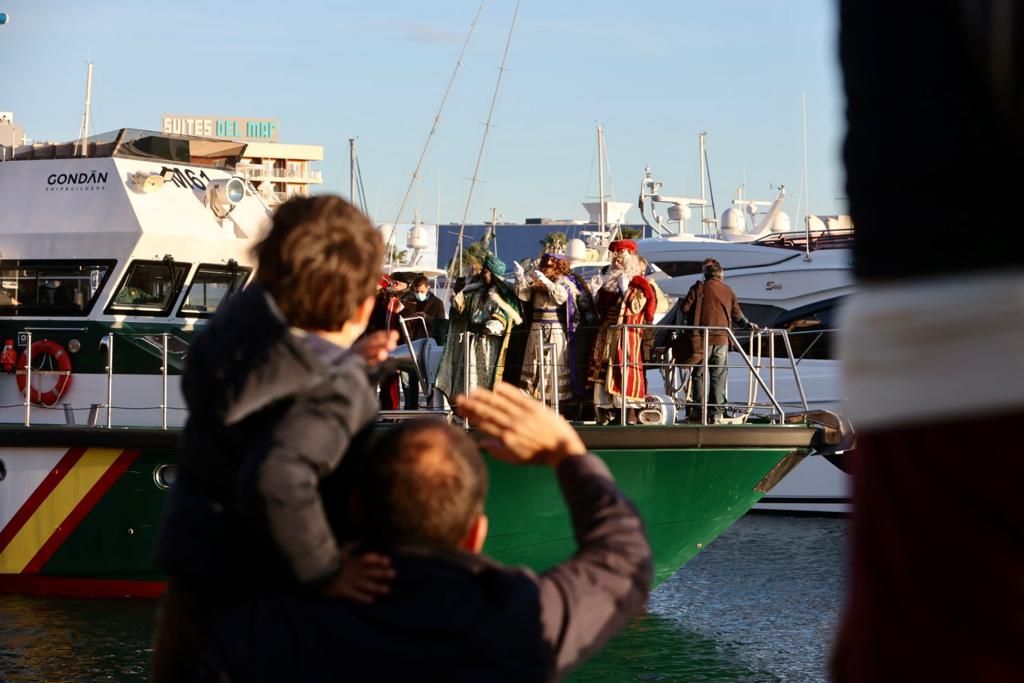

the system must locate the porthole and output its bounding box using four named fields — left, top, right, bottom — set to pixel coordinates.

left=153, top=464, right=177, bottom=489
left=0, top=458, right=6, bottom=482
